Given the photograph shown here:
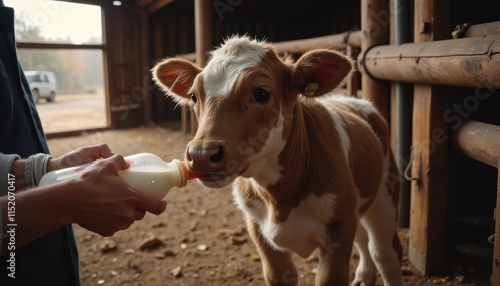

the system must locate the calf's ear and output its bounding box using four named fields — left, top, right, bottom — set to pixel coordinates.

left=292, top=49, right=353, bottom=97
left=152, top=58, right=202, bottom=105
